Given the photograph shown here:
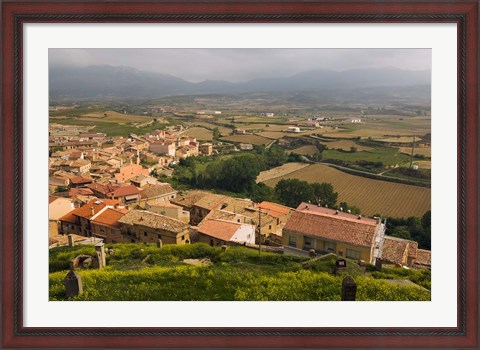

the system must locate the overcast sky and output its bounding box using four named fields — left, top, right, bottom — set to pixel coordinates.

left=49, top=48, right=431, bottom=83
